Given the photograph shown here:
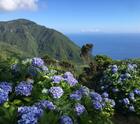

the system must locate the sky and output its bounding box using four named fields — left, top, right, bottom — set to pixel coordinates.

left=0, top=0, right=139, bottom=34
